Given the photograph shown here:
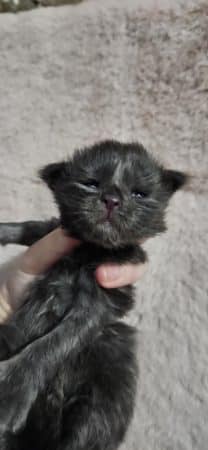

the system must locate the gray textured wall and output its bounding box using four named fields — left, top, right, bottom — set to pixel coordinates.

left=0, top=1, right=208, bottom=449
